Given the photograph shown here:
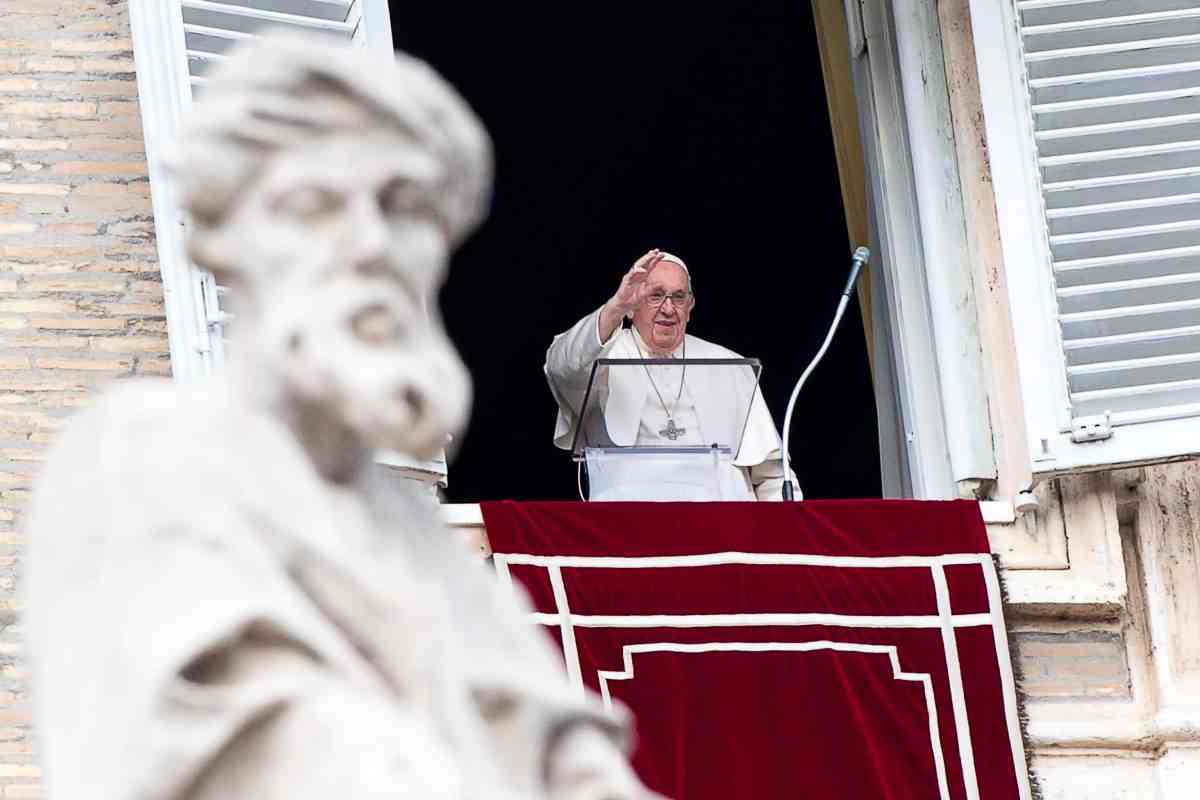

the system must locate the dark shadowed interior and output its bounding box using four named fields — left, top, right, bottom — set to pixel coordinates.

left=390, top=0, right=881, bottom=501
